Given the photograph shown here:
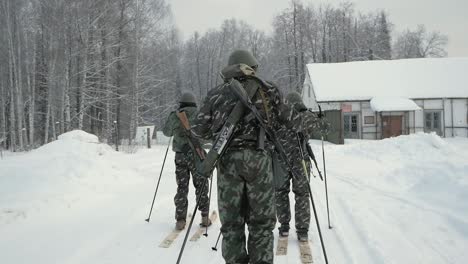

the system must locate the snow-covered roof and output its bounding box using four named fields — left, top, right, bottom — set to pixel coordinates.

left=306, top=57, right=468, bottom=102
left=370, top=97, right=421, bottom=112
